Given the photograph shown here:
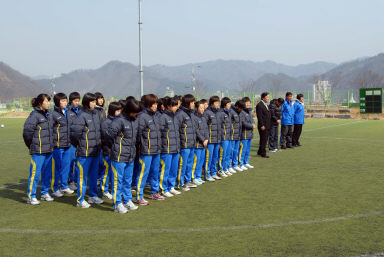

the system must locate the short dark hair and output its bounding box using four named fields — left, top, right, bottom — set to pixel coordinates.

left=53, top=93, right=67, bottom=107
left=141, top=94, right=159, bottom=108
left=69, top=92, right=80, bottom=103
left=195, top=100, right=204, bottom=109
left=277, top=98, right=284, bottom=104
left=122, top=97, right=142, bottom=116
left=31, top=94, right=51, bottom=108
left=286, top=92, right=293, bottom=97
left=209, top=96, right=220, bottom=106
left=220, top=97, right=231, bottom=108
left=242, top=97, right=251, bottom=103
left=108, top=102, right=123, bottom=117
left=200, top=99, right=208, bottom=105
left=82, top=93, right=97, bottom=110
left=261, top=92, right=269, bottom=100
left=297, top=94, right=304, bottom=100
left=161, top=97, right=170, bottom=108
left=126, top=96, right=135, bottom=101
left=166, top=96, right=179, bottom=107
left=119, top=99, right=127, bottom=108
left=235, top=100, right=246, bottom=110
left=95, top=92, right=105, bottom=107
left=182, top=94, right=196, bottom=108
